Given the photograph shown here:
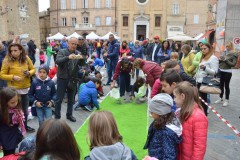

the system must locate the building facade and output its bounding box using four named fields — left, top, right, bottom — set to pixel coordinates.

left=0, top=0, right=40, bottom=46
left=39, top=9, right=50, bottom=48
